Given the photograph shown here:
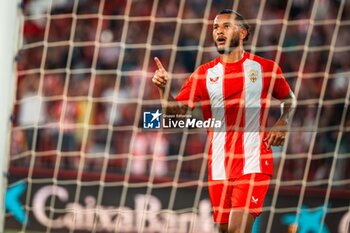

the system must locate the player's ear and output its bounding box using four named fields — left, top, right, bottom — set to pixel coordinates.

left=240, top=27, right=248, bottom=41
